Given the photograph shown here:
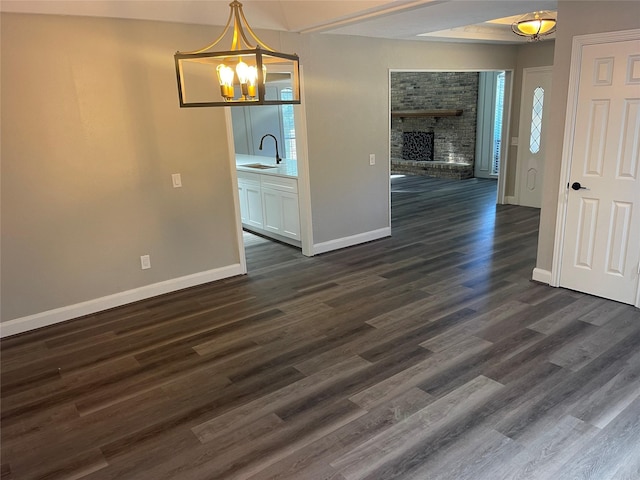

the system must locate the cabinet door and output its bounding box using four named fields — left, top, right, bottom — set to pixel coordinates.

left=244, top=182, right=264, bottom=229
left=280, top=191, right=300, bottom=240
left=262, top=188, right=283, bottom=234
left=238, top=182, right=249, bottom=223
left=262, top=188, right=300, bottom=240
